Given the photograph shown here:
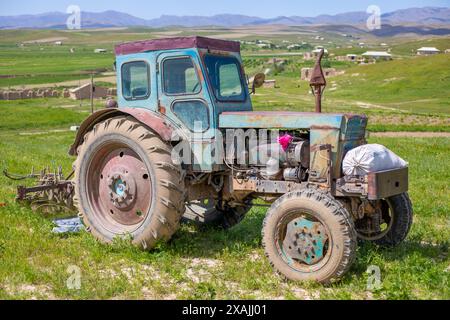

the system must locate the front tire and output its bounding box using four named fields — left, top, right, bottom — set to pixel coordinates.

left=74, top=116, right=185, bottom=250
left=375, top=193, right=413, bottom=247
left=262, top=189, right=357, bottom=284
